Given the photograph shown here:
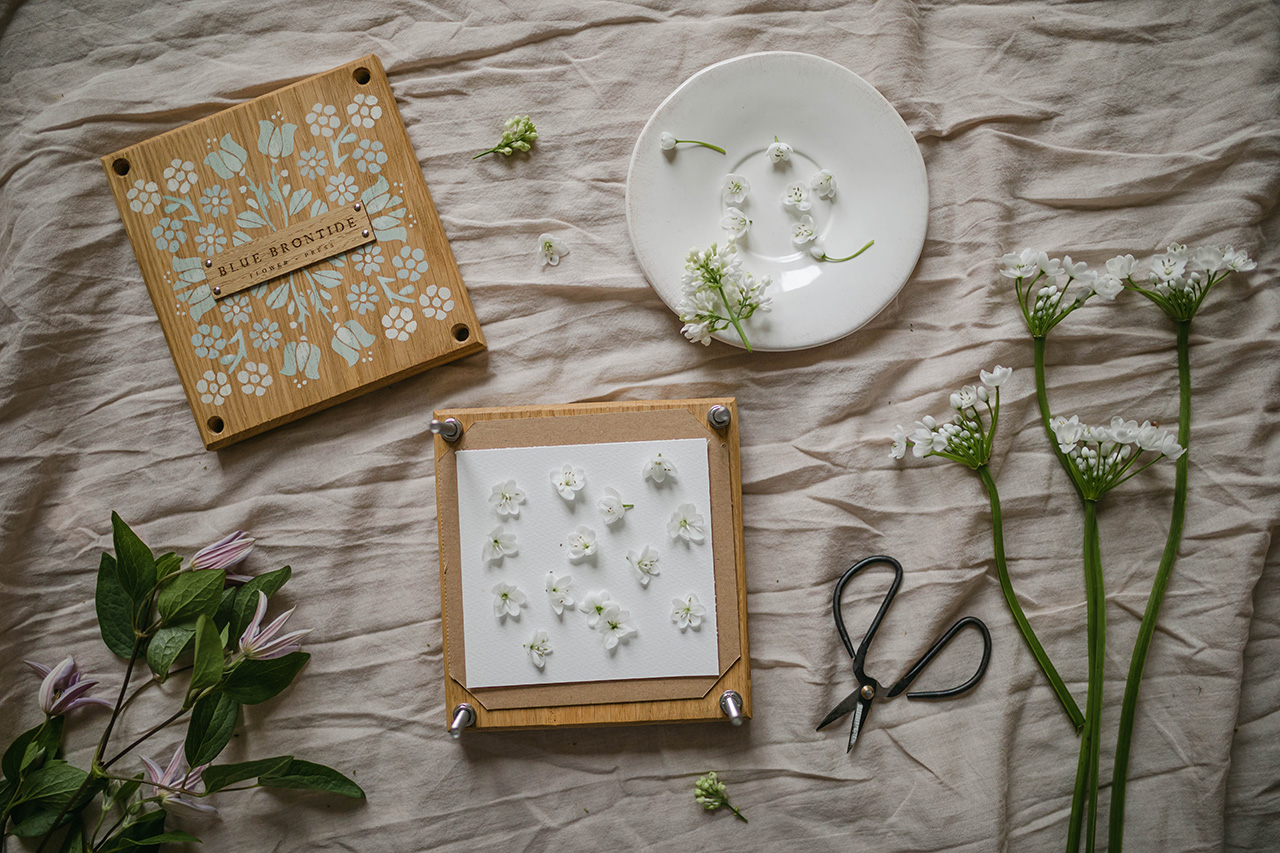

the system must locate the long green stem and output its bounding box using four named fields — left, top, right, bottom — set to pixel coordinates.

left=1109, top=320, right=1191, bottom=850
left=713, top=284, right=753, bottom=353
left=102, top=708, right=189, bottom=770
left=977, top=466, right=1085, bottom=729
left=1033, top=336, right=1085, bottom=502
left=1066, top=501, right=1105, bottom=851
